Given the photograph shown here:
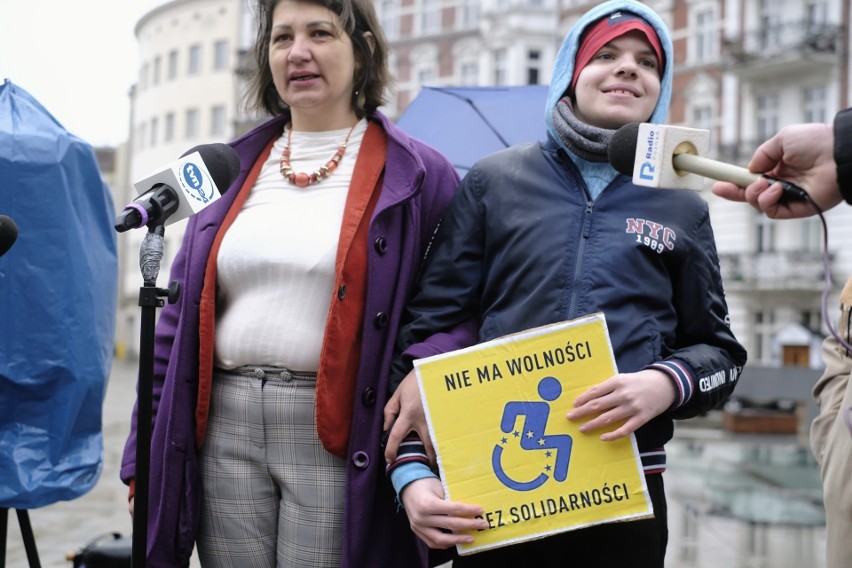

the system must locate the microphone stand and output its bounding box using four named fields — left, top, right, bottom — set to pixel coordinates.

left=132, top=224, right=179, bottom=568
